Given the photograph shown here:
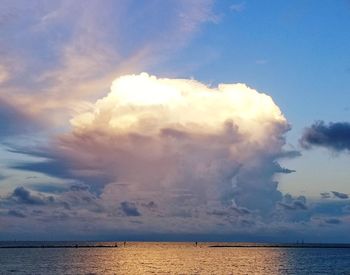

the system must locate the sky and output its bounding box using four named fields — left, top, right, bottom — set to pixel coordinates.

left=0, top=0, right=350, bottom=242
